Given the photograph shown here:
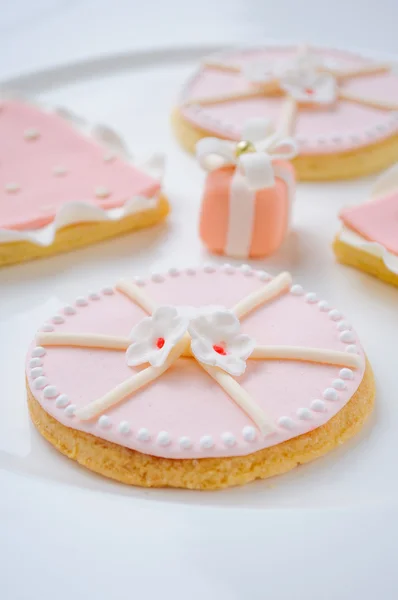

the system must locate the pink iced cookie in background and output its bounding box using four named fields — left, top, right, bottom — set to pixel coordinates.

left=175, top=45, right=398, bottom=180
left=196, top=119, right=297, bottom=258
left=340, top=192, right=398, bottom=255
left=334, top=163, right=398, bottom=286
left=0, top=98, right=169, bottom=266
left=26, top=266, right=374, bottom=489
